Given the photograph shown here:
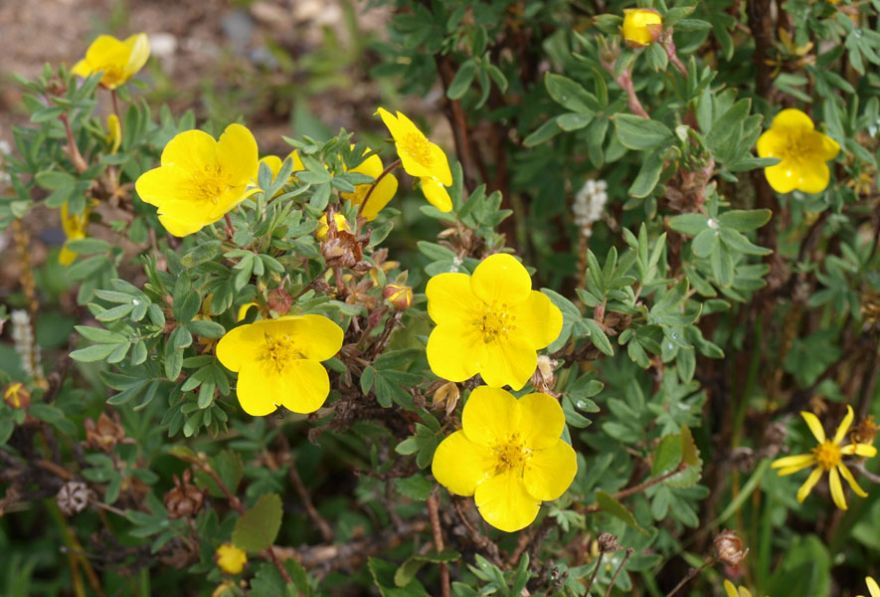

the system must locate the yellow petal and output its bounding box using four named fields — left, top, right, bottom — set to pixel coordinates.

left=837, top=463, right=867, bottom=498
left=461, top=386, right=519, bottom=447
left=866, top=577, right=880, bottom=597
left=523, top=440, right=577, bottom=501
left=235, top=361, right=281, bottom=416
left=217, top=124, right=259, bottom=184
left=431, top=430, right=494, bottom=496
left=71, top=58, right=92, bottom=78
left=426, top=273, right=477, bottom=325
left=819, top=132, right=840, bottom=161
left=82, top=34, right=124, bottom=69
left=134, top=166, right=191, bottom=206
left=771, top=108, right=815, bottom=134
left=796, top=467, right=823, bottom=503
left=162, top=129, right=217, bottom=171
left=833, top=405, right=854, bottom=445
left=723, top=580, right=739, bottom=597
left=841, top=443, right=877, bottom=458
left=829, top=466, right=847, bottom=510
left=474, top=470, right=541, bottom=532
left=278, top=359, right=331, bottom=414
left=216, top=323, right=260, bottom=372
left=236, top=302, right=259, bottom=322
left=122, top=33, right=151, bottom=78
left=360, top=173, right=399, bottom=220
left=764, top=161, right=799, bottom=194
left=771, top=453, right=816, bottom=475
left=756, top=129, right=785, bottom=158
left=426, top=322, right=481, bottom=383
left=480, top=337, right=538, bottom=390
left=470, top=254, right=532, bottom=306
left=621, top=8, right=662, bottom=46
left=158, top=209, right=212, bottom=237
left=800, top=411, right=826, bottom=443
left=59, top=244, right=78, bottom=266
left=797, top=161, right=830, bottom=194
left=516, top=392, right=566, bottom=449
left=420, top=177, right=453, bottom=212
left=515, top=290, right=563, bottom=349
left=271, top=315, right=344, bottom=361
left=261, top=156, right=283, bottom=179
